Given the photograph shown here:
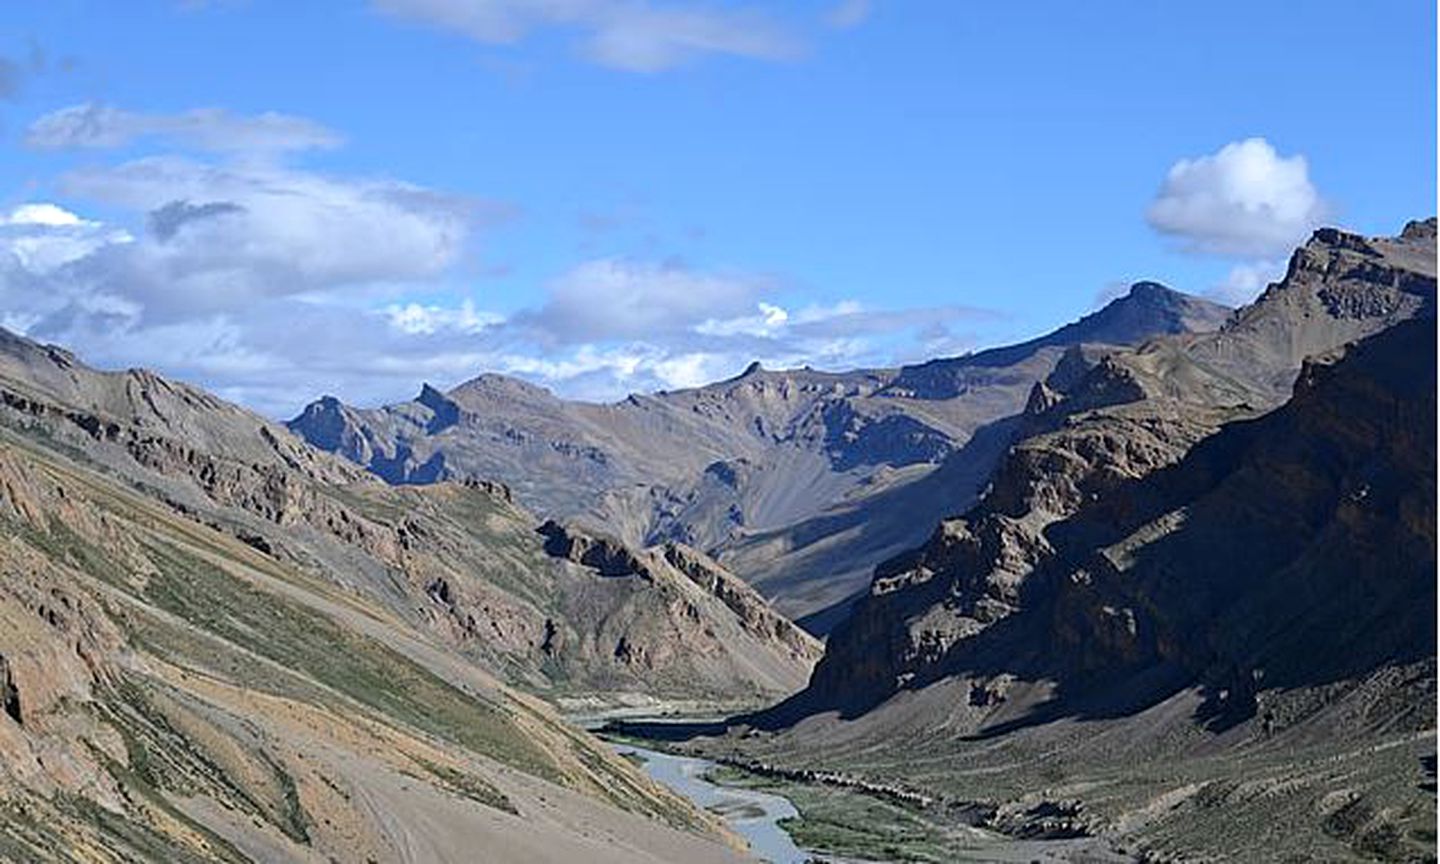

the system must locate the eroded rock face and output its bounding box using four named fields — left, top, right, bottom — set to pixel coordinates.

left=1051, top=318, right=1436, bottom=718
left=792, top=220, right=1436, bottom=717
left=536, top=521, right=822, bottom=686
left=539, top=519, right=649, bottom=578
left=659, top=542, right=820, bottom=661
